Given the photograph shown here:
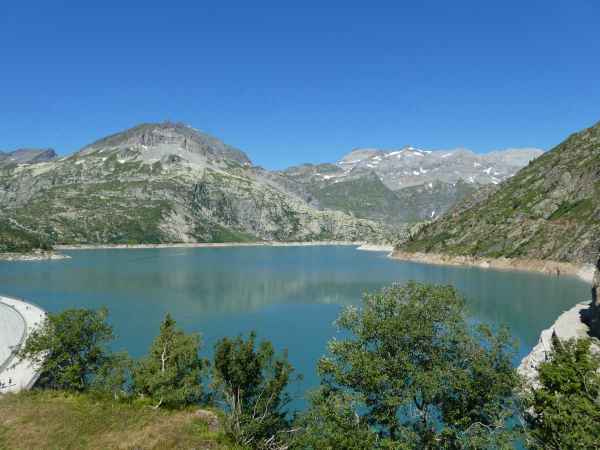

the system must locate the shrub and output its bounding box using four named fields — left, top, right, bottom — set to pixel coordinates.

left=18, top=308, right=115, bottom=391
left=132, top=314, right=206, bottom=408
left=212, top=332, right=298, bottom=449
left=524, top=337, right=600, bottom=449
